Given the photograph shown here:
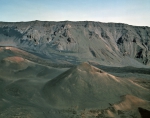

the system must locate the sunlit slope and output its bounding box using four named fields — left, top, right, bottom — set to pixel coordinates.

left=43, top=63, right=150, bottom=109
left=0, top=21, right=150, bottom=66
